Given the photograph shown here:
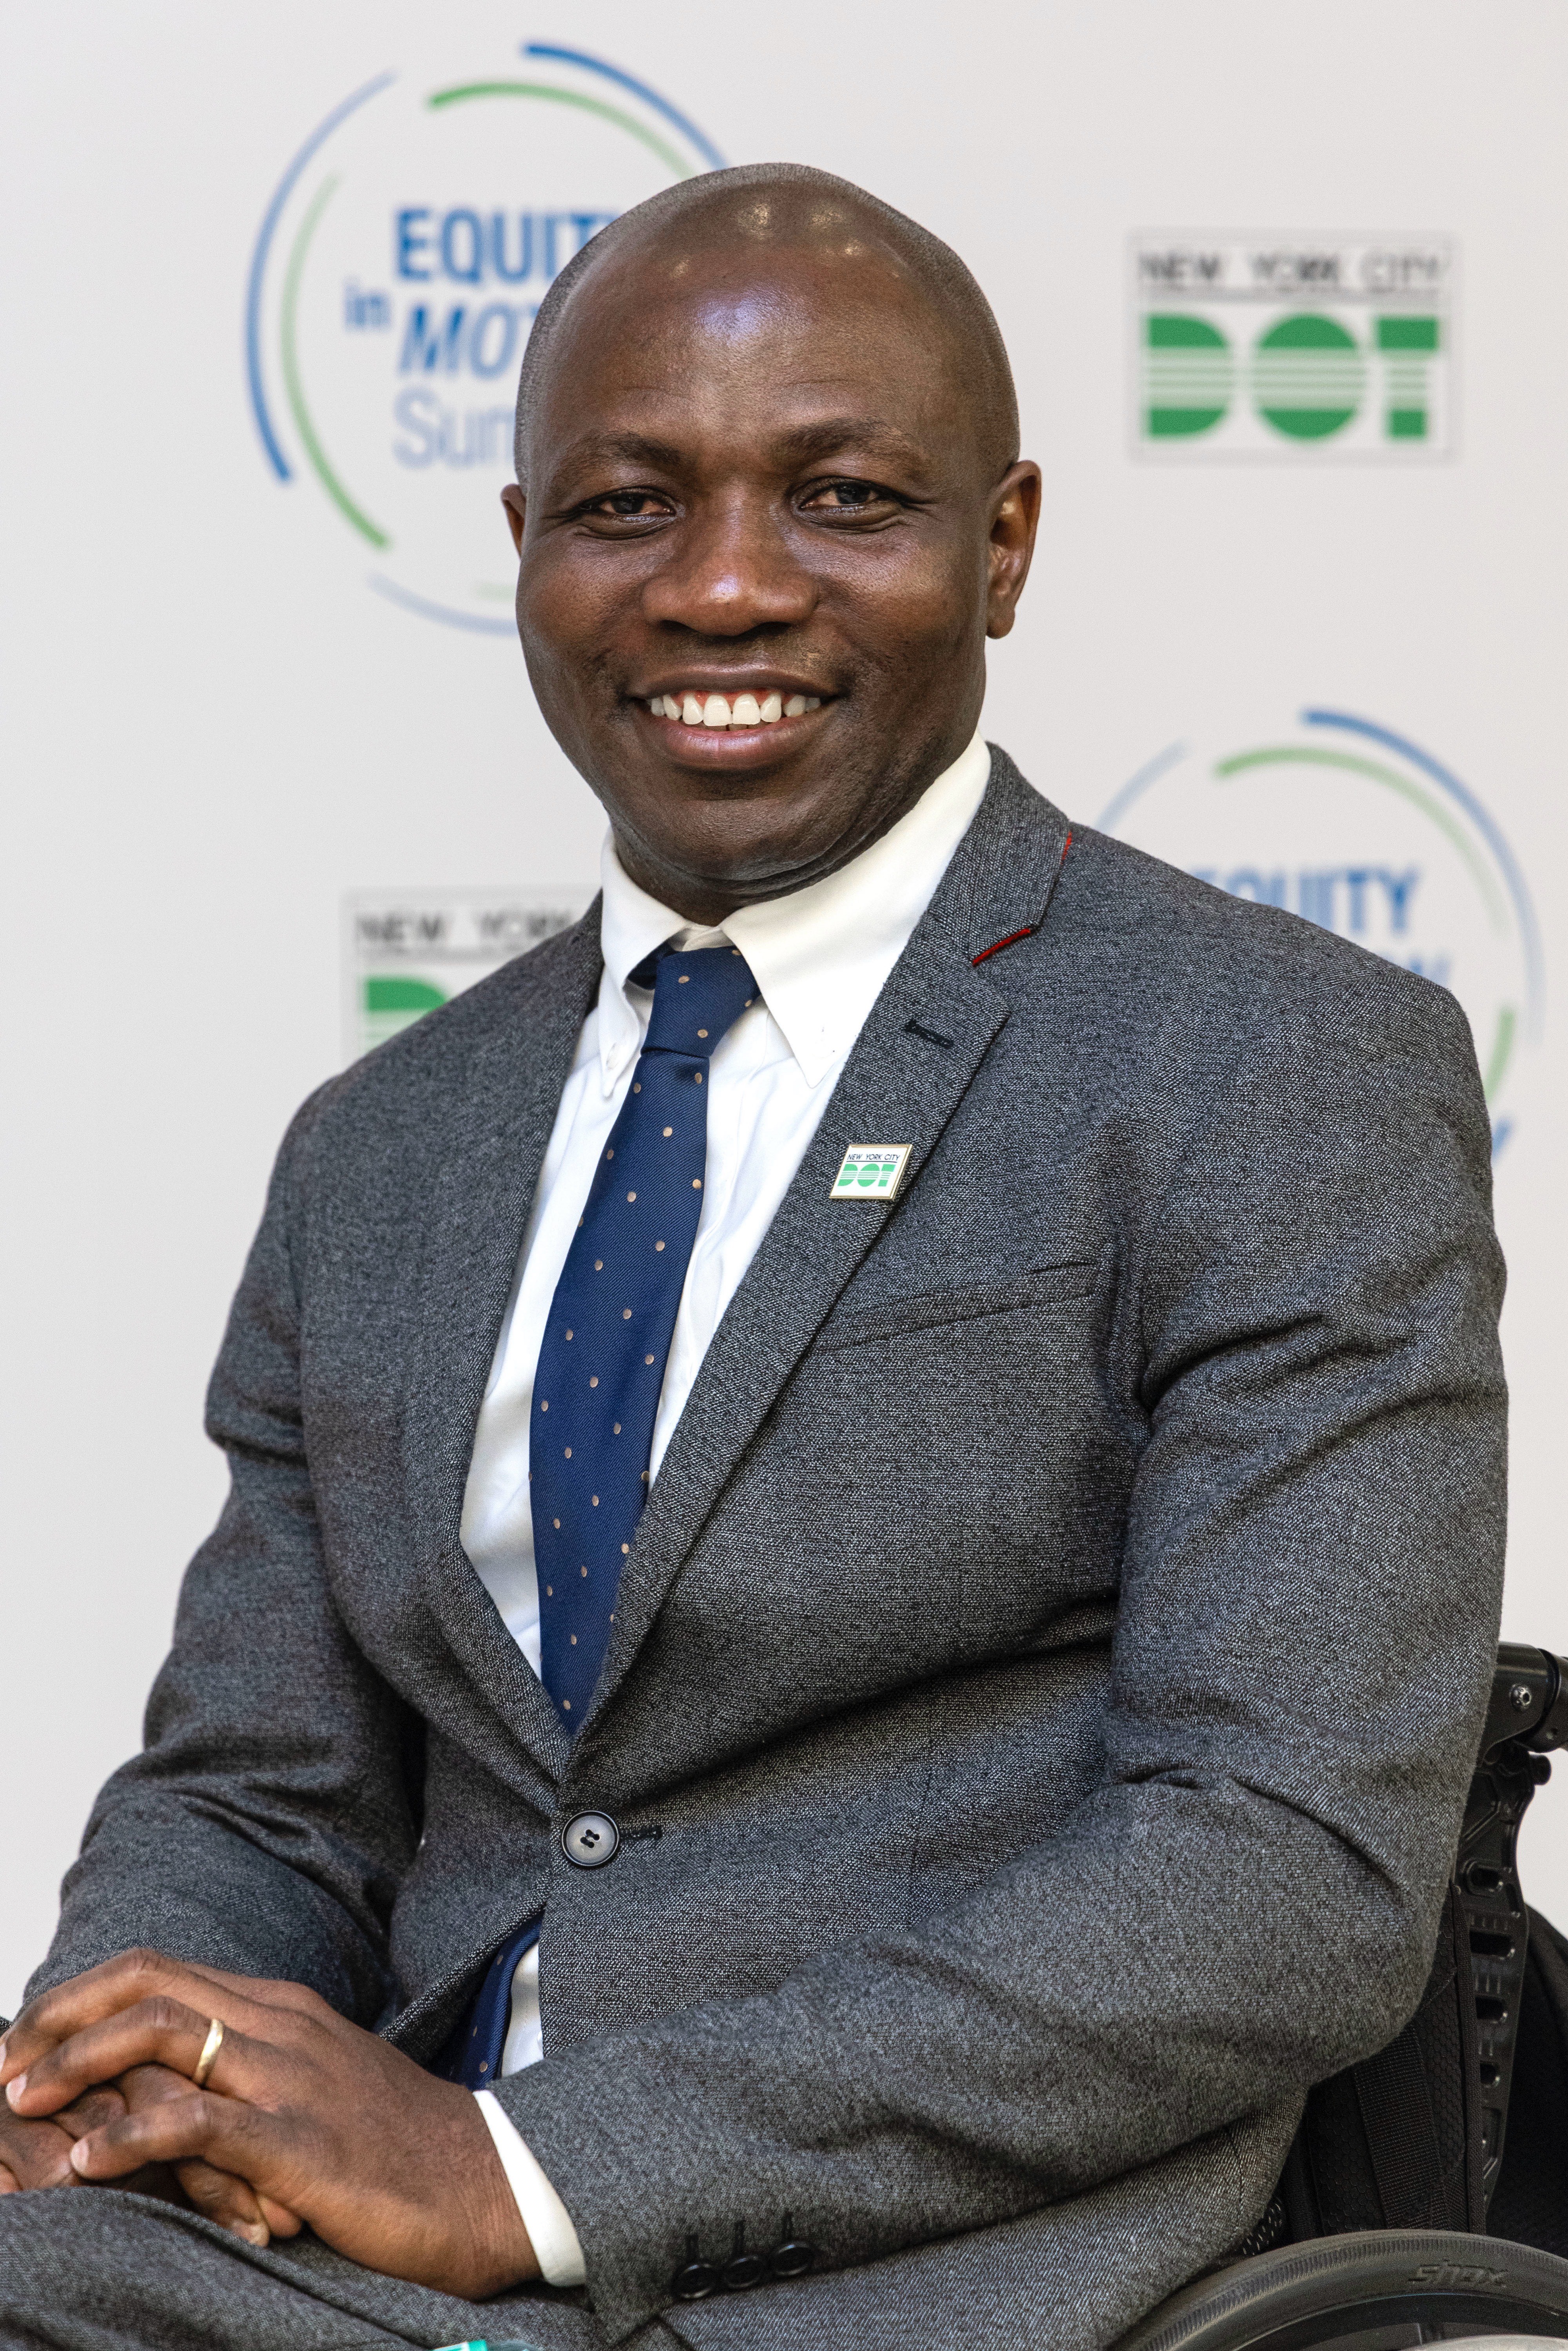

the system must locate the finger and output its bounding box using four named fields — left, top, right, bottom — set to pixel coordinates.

left=55, top=2086, right=128, bottom=2135
left=119, top=2061, right=223, bottom=2117
left=116, top=2065, right=273, bottom=2244
left=170, top=2159, right=303, bottom=2243
left=7, top=2000, right=256, bottom=2118
left=1, top=1950, right=274, bottom=2078
left=0, top=2115, right=79, bottom=2191
left=172, top=2158, right=272, bottom=2247
left=2, top=1950, right=189, bottom=2072
left=69, top=2090, right=298, bottom=2208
